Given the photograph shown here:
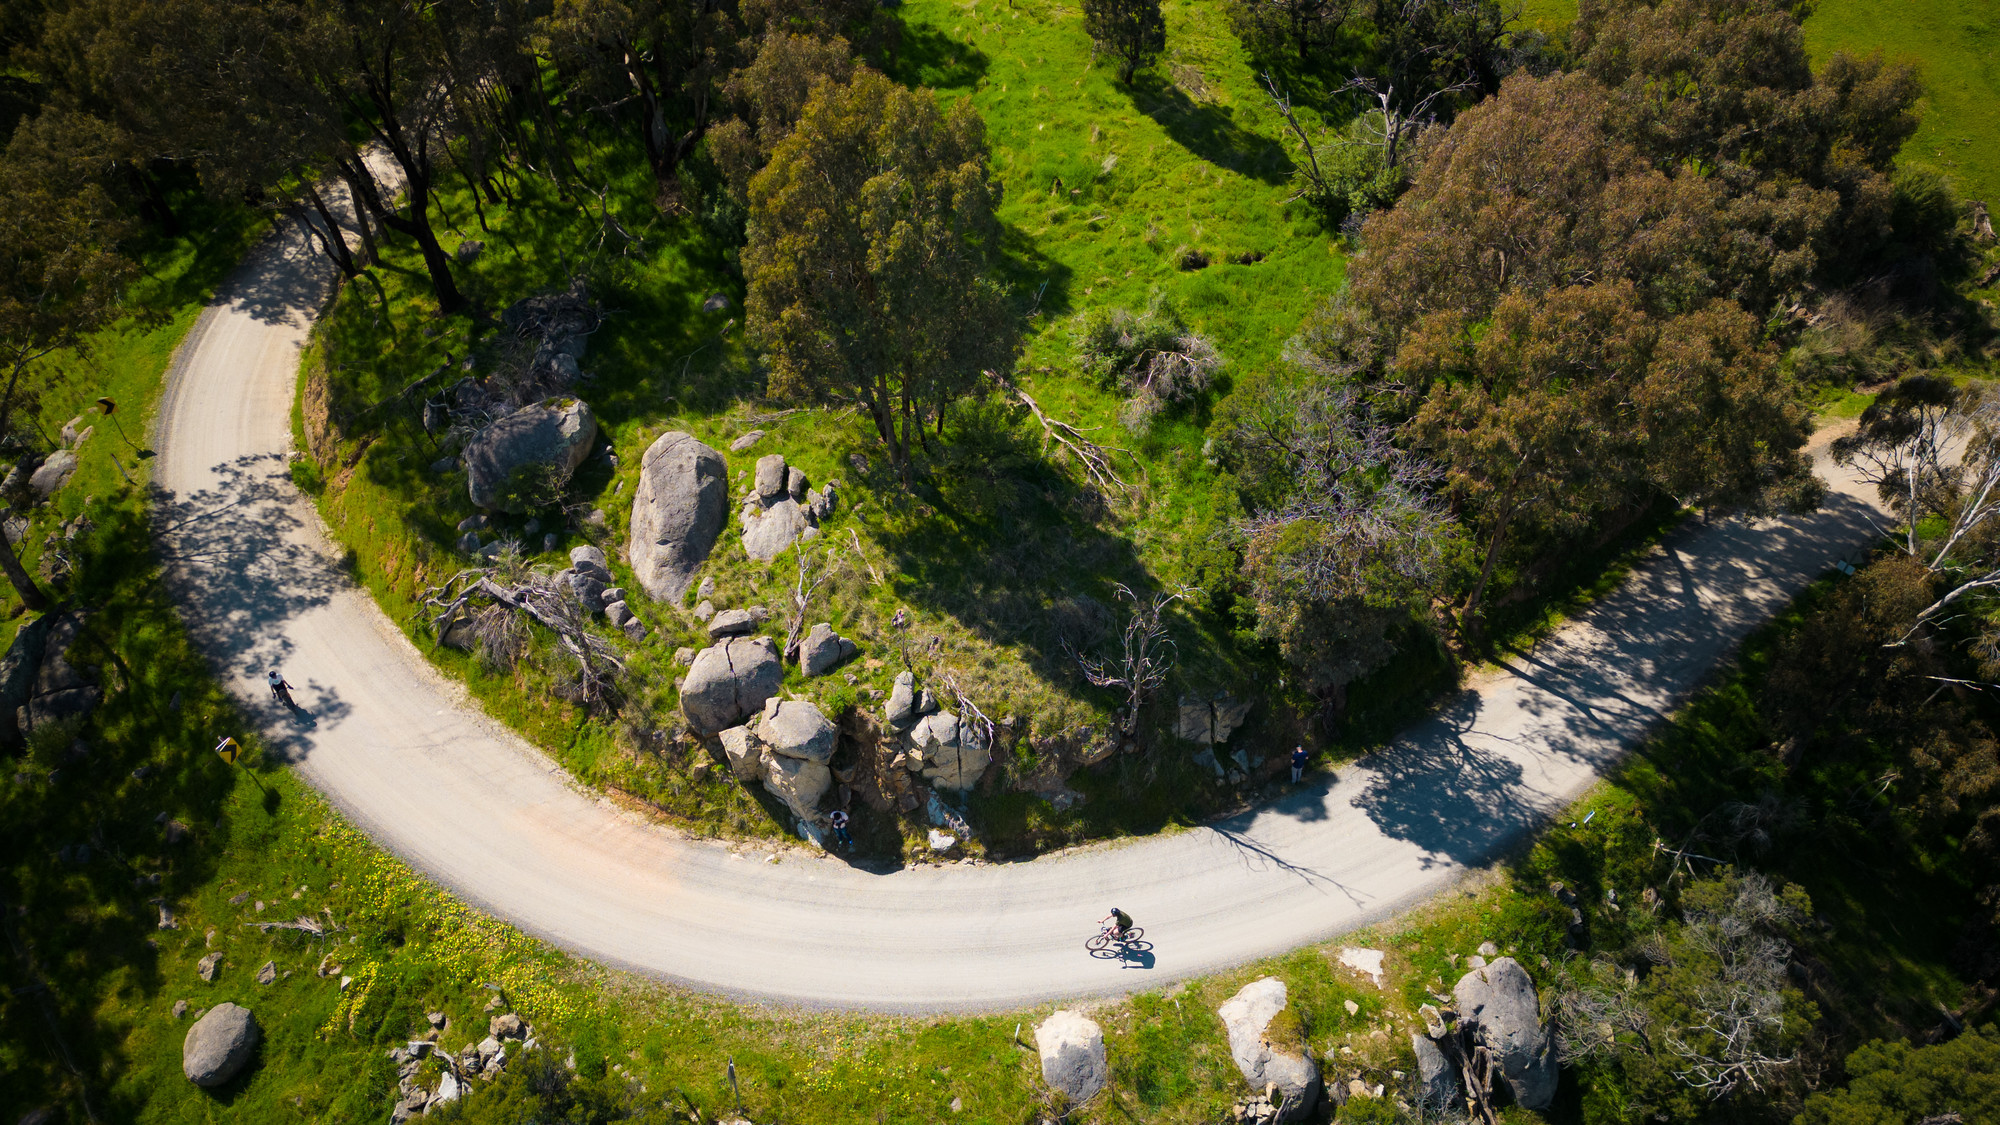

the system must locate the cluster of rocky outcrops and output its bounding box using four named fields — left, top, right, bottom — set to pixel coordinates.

left=883, top=671, right=991, bottom=792
left=386, top=1009, right=539, bottom=1122
left=1028, top=960, right=1556, bottom=1121
left=719, top=697, right=839, bottom=822
left=0, top=610, right=102, bottom=749
left=556, top=545, right=648, bottom=642
left=740, top=452, right=835, bottom=561
left=1031, top=979, right=1324, bottom=1121
left=1, top=413, right=94, bottom=519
